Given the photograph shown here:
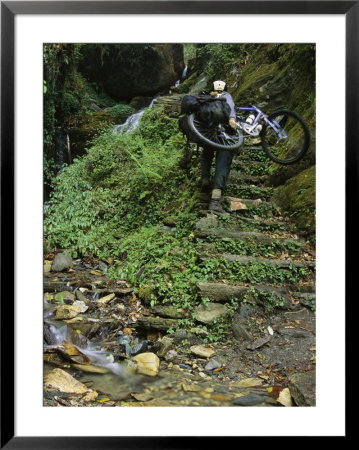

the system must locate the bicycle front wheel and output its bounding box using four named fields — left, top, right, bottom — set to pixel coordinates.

left=262, top=109, right=310, bottom=165
left=188, top=113, right=243, bottom=151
